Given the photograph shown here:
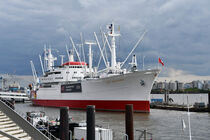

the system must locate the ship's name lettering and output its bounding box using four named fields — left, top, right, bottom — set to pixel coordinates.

left=66, top=85, right=74, bottom=88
